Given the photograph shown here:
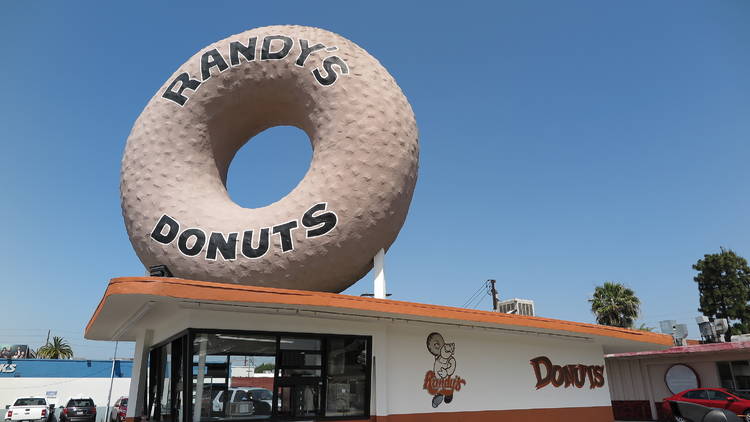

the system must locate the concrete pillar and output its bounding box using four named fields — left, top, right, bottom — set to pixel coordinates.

left=374, top=249, right=386, bottom=299
left=372, top=326, right=389, bottom=420
left=126, top=329, right=153, bottom=421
